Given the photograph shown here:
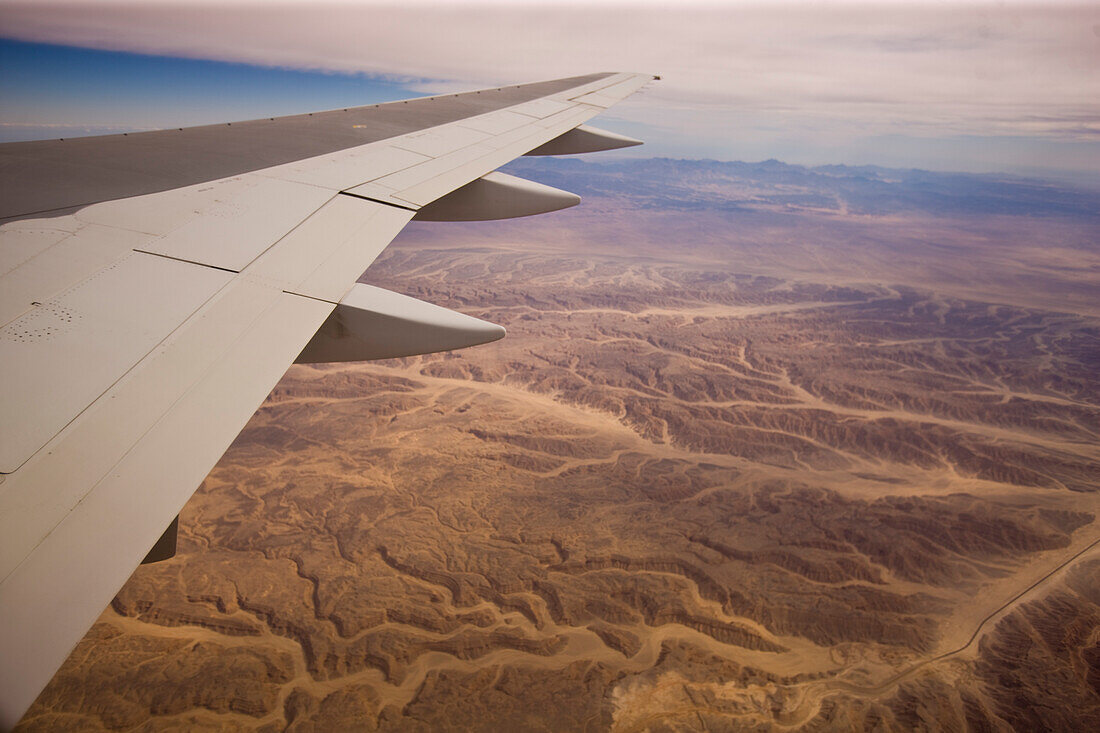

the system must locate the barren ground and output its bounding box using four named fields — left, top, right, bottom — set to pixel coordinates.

left=18, top=159, right=1100, bottom=731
